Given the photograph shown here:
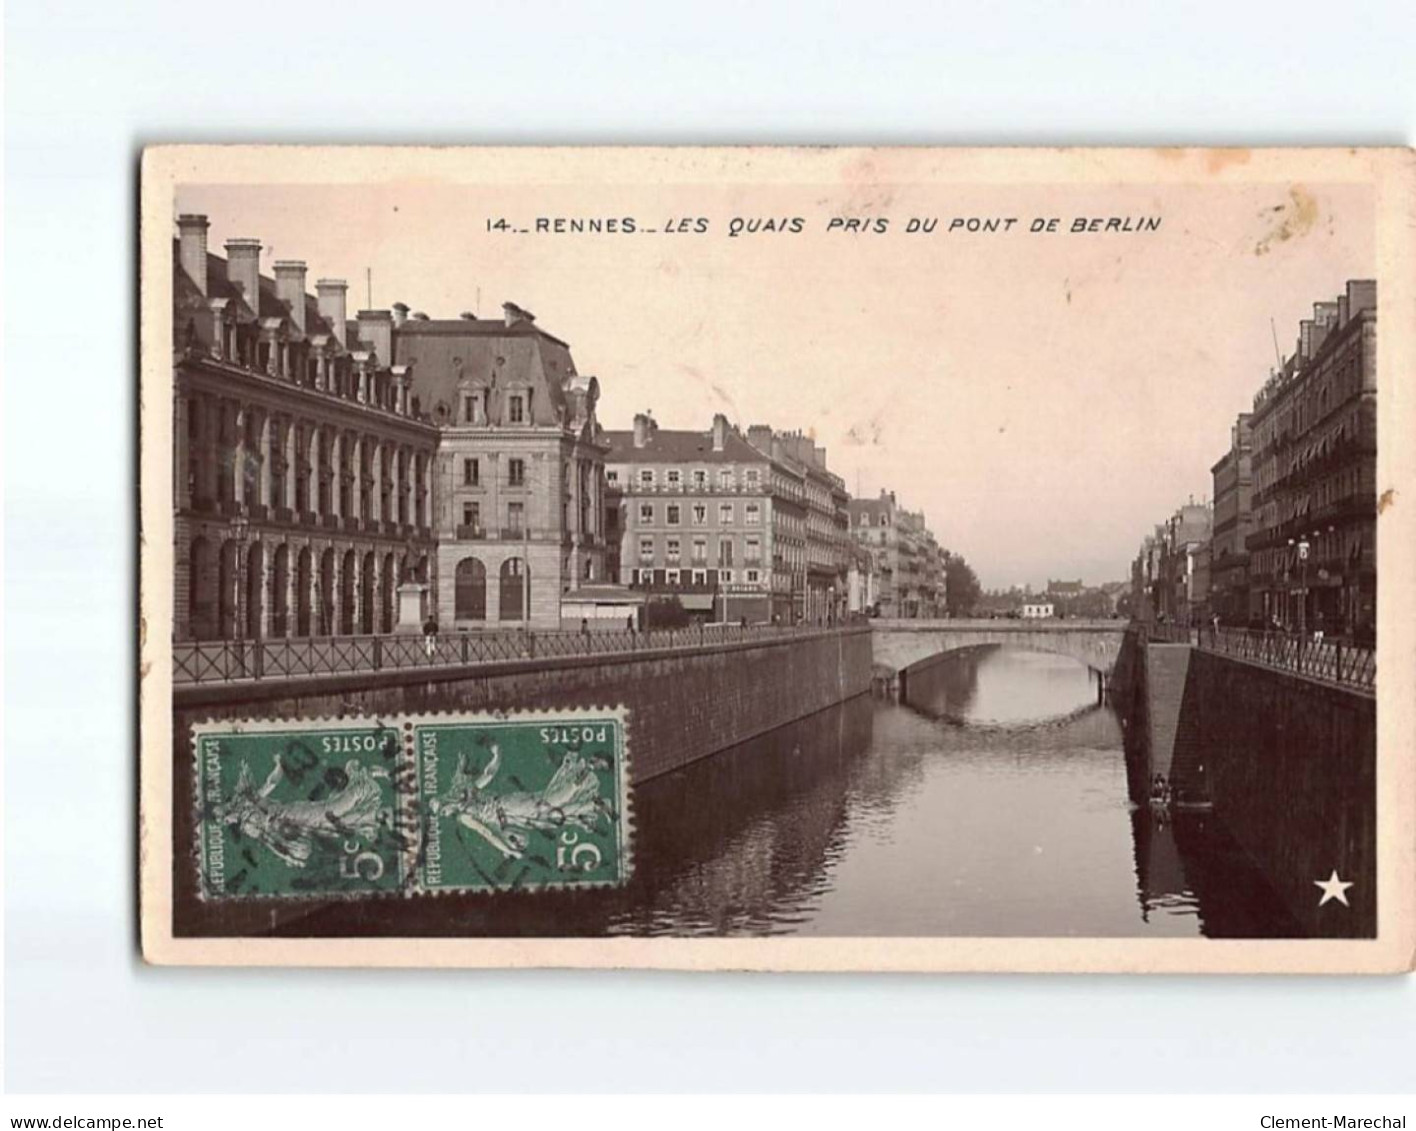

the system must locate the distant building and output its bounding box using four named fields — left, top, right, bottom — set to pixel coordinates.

left=1209, top=413, right=1254, bottom=625
left=1021, top=602, right=1054, bottom=619
left=846, top=543, right=877, bottom=615
left=1247, top=281, right=1377, bottom=639
left=846, top=490, right=947, bottom=618
left=847, top=492, right=898, bottom=616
